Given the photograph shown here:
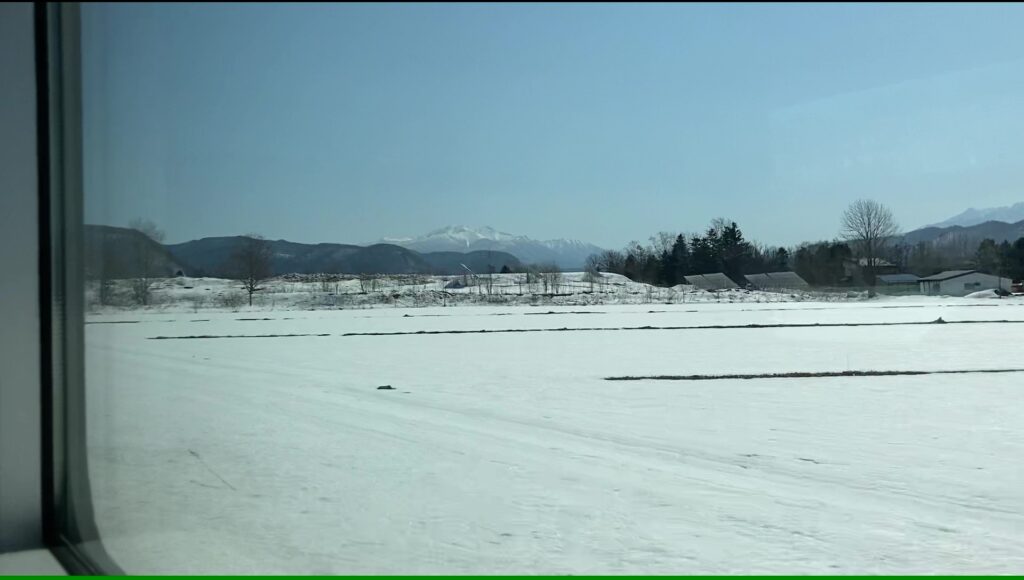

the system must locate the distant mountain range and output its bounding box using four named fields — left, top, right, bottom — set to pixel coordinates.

left=86, top=225, right=523, bottom=278
left=925, top=202, right=1024, bottom=229
left=902, top=218, right=1024, bottom=249
left=899, top=203, right=1024, bottom=251
left=379, top=225, right=604, bottom=270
